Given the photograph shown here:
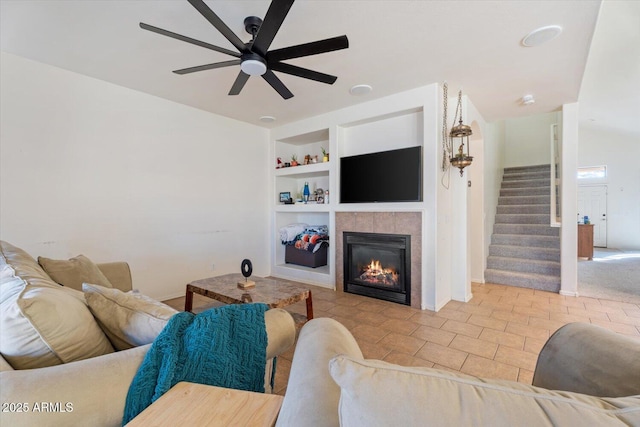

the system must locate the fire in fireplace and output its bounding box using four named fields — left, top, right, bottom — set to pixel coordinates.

left=343, top=232, right=410, bottom=305
left=358, top=259, right=399, bottom=286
